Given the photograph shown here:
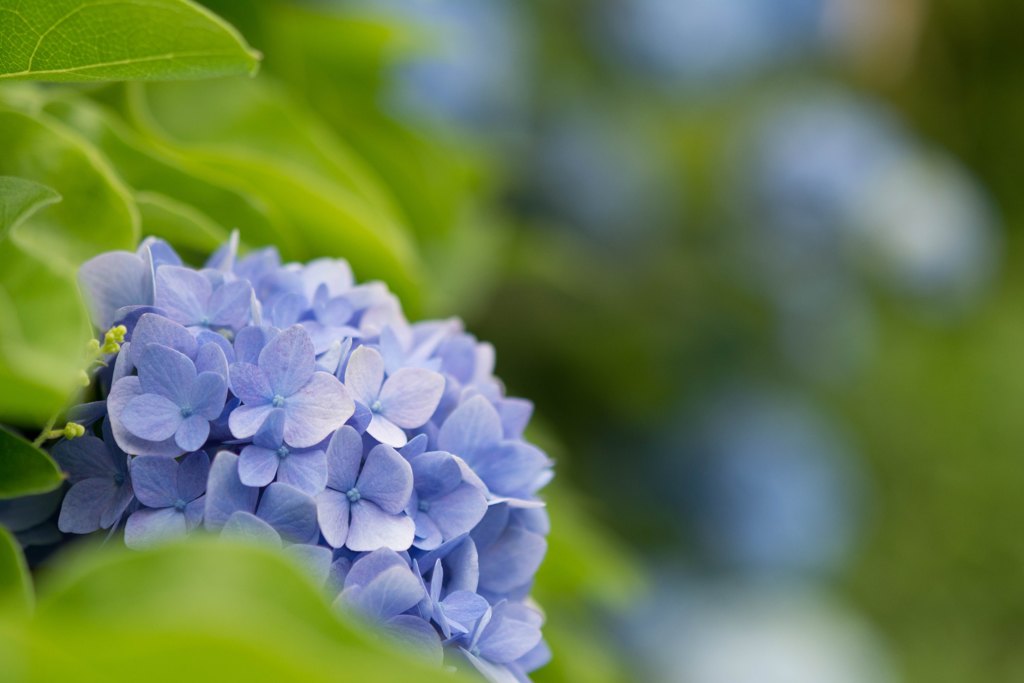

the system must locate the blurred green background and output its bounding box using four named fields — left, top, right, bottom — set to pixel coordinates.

left=2, top=0, right=1024, bottom=681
